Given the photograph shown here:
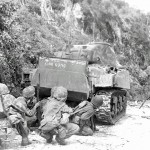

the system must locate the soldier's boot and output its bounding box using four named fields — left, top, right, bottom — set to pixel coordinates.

left=46, top=135, right=53, bottom=143
left=40, top=131, right=53, bottom=143
left=21, top=137, right=31, bottom=146
left=55, top=126, right=67, bottom=145
left=55, top=135, right=67, bottom=145
left=16, top=122, right=31, bottom=146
